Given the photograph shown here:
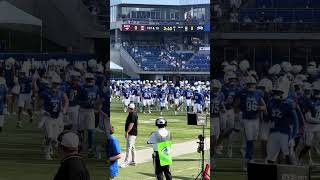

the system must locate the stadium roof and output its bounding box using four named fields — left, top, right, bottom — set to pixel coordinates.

left=110, top=0, right=209, bottom=6
left=0, top=1, right=42, bottom=26
left=110, top=61, right=123, bottom=71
